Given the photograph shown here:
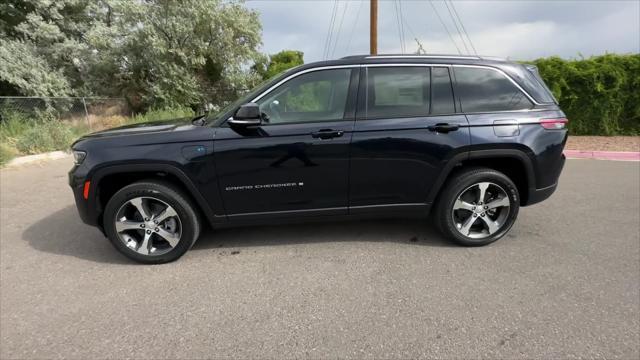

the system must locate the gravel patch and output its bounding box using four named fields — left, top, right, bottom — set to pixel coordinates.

left=566, top=136, right=640, bottom=152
